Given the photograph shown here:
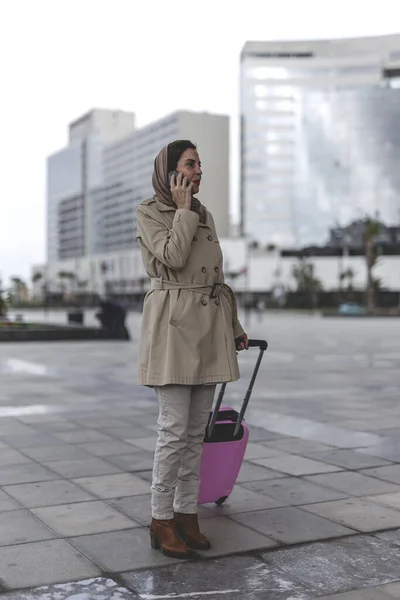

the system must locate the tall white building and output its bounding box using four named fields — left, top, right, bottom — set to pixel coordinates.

left=240, top=34, right=400, bottom=248
left=45, top=108, right=230, bottom=293
left=47, top=109, right=136, bottom=263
